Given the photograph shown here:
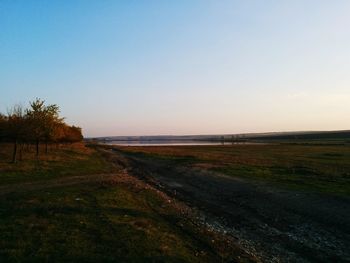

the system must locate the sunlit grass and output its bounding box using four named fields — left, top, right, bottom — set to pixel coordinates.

left=0, top=143, right=115, bottom=185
